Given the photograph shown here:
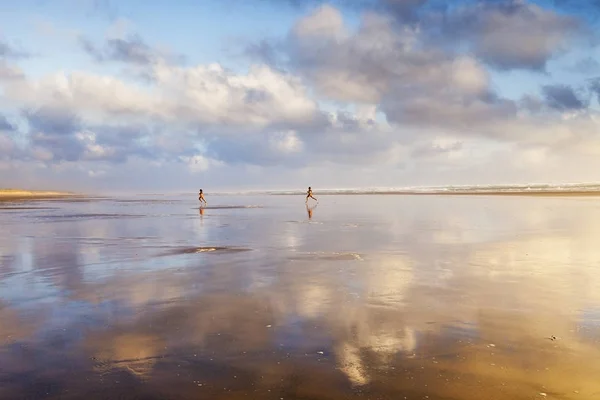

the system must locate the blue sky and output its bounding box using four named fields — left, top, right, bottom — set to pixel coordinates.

left=1, top=0, right=600, bottom=193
